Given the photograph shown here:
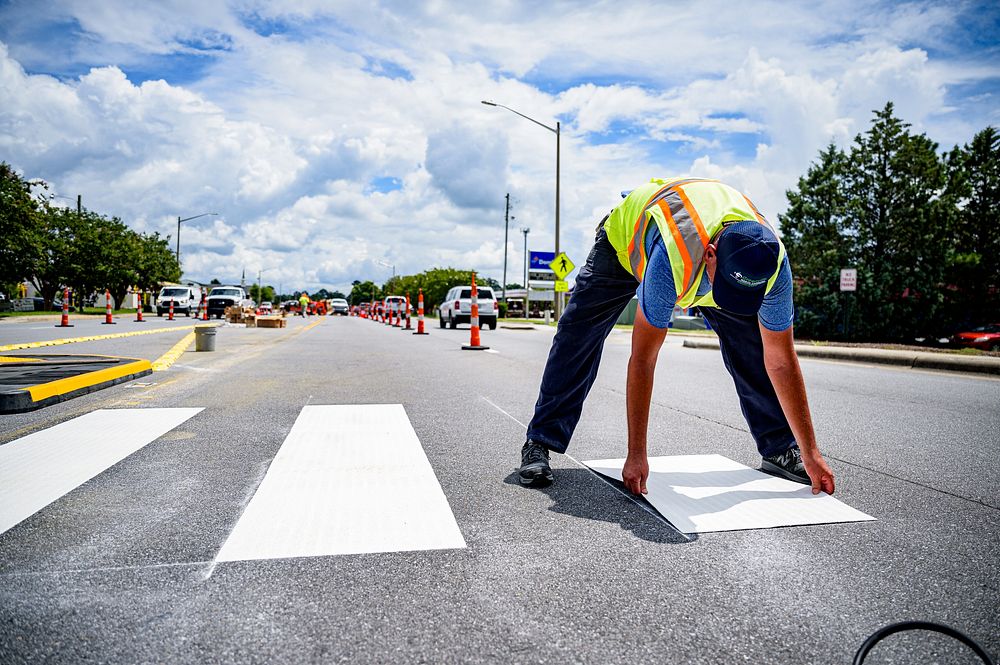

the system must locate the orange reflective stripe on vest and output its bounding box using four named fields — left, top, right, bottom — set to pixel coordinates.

left=626, top=178, right=709, bottom=284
